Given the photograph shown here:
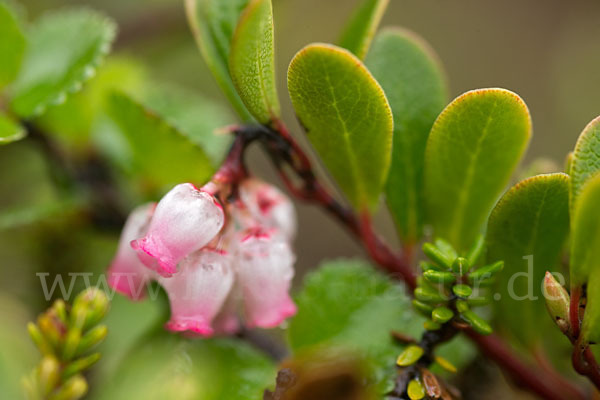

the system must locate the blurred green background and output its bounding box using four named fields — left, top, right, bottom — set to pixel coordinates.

left=1, top=0, right=599, bottom=398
